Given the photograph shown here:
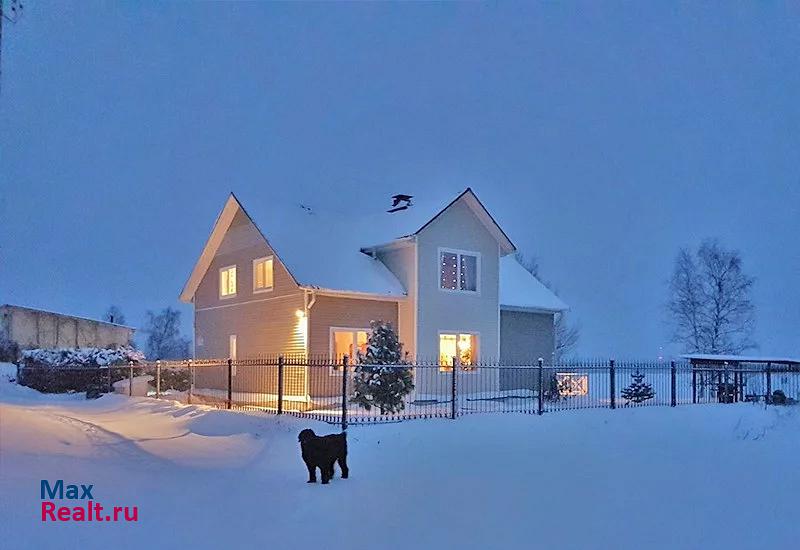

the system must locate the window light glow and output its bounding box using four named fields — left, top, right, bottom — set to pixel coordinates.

left=220, top=266, right=237, bottom=297
left=254, top=257, right=274, bottom=291
left=439, top=333, right=477, bottom=370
